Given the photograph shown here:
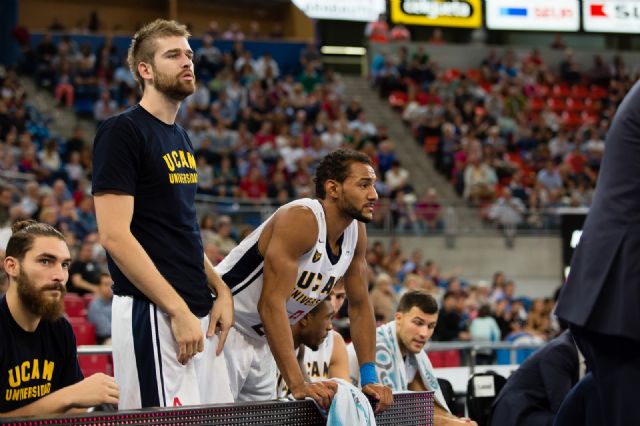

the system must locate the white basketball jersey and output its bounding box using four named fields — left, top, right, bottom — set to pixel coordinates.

left=277, top=331, right=336, bottom=398
left=215, top=198, right=359, bottom=340
left=303, top=330, right=336, bottom=382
